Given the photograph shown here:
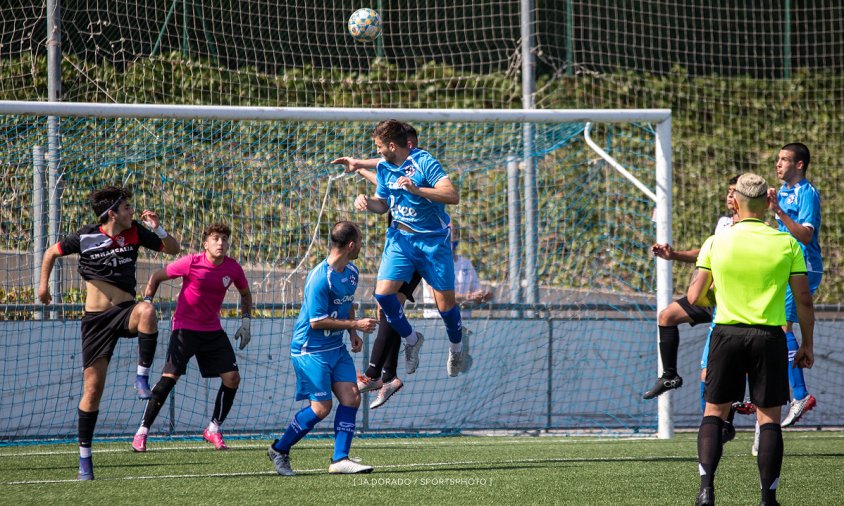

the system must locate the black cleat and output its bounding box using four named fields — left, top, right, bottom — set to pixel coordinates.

left=721, top=421, right=736, bottom=444
left=642, top=373, right=683, bottom=399
left=695, top=487, right=715, bottom=506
